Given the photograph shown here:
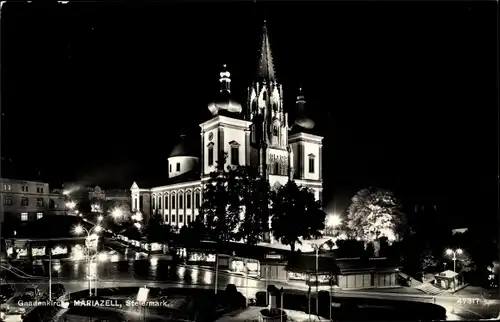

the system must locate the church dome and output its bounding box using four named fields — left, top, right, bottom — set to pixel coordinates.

left=208, top=64, right=243, bottom=116
left=169, top=133, right=198, bottom=158
left=292, top=87, right=315, bottom=131
left=208, top=100, right=243, bottom=115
